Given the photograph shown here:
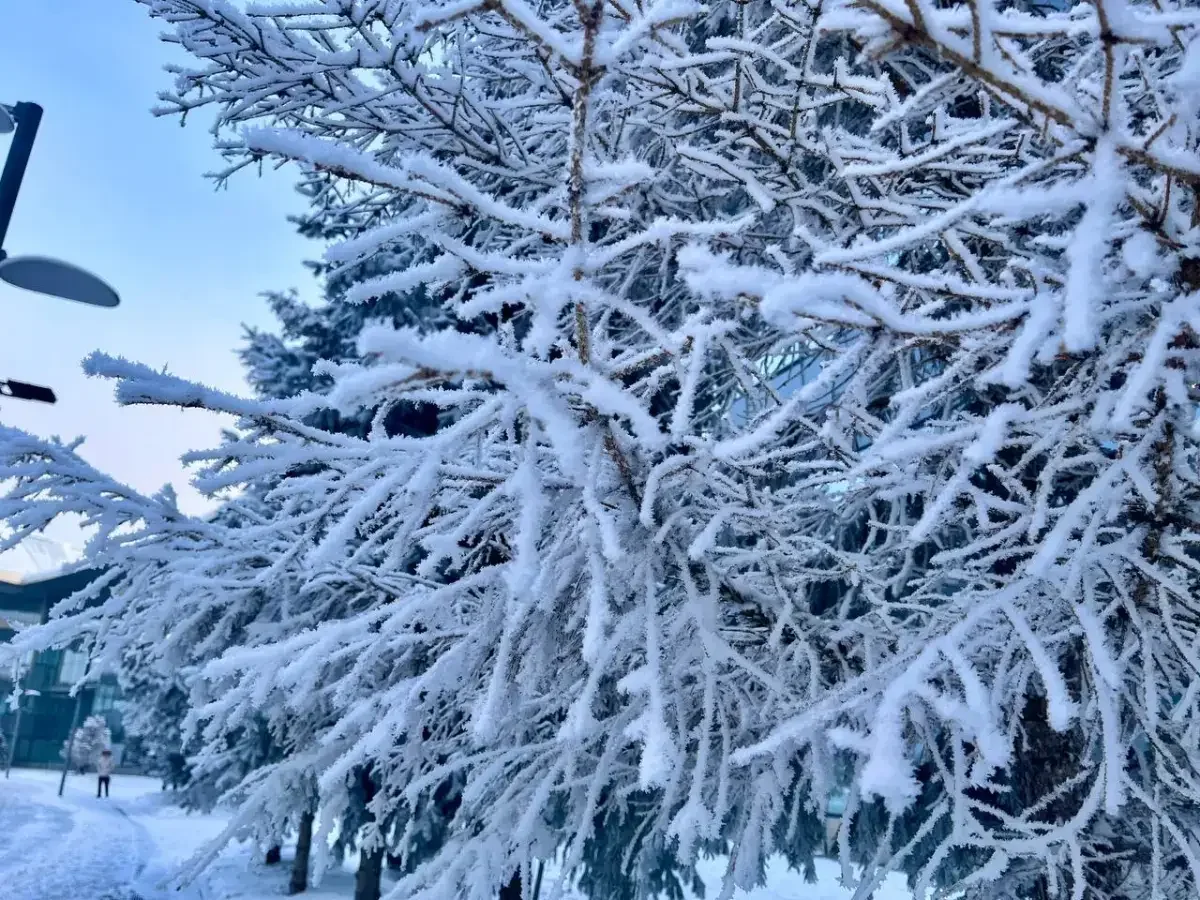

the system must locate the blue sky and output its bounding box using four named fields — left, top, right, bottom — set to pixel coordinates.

left=1, top=3, right=321, bottom=560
